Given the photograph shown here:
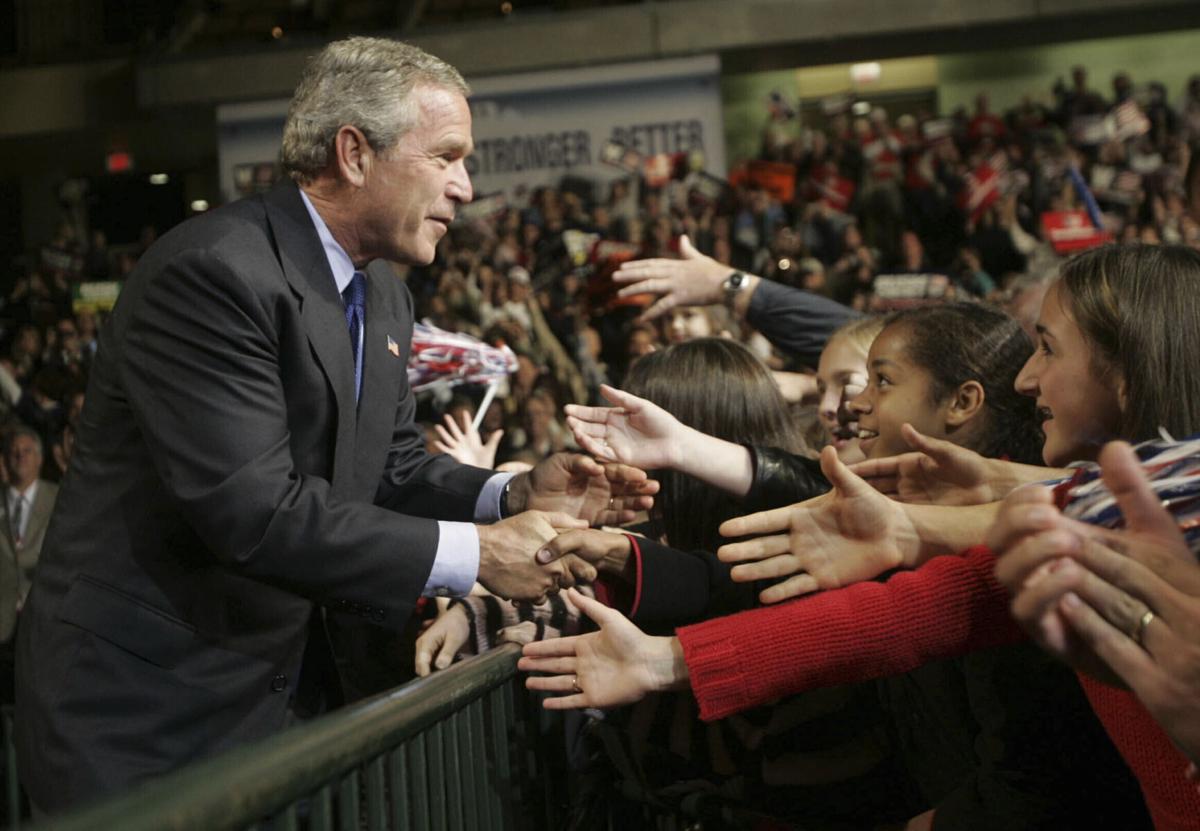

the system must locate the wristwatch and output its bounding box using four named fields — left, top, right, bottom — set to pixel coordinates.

left=722, top=270, right=748, bottom=305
